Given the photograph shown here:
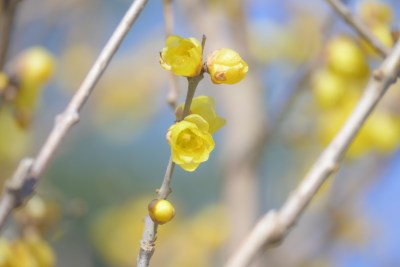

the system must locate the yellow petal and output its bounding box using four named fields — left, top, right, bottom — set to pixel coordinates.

left=160, top=35, right=202, bottom=77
